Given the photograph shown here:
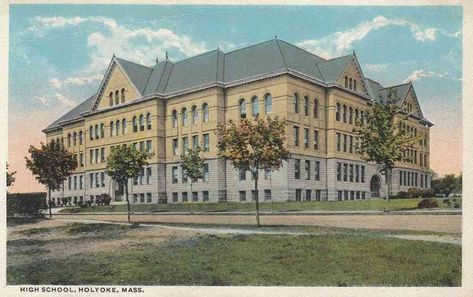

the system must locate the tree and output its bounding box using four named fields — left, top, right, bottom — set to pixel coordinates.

left=25, top=142, right=77, bottom=218
left=107, top=146, right=152, bottom=224
left=6, top=162, right=16, bottom=187
left=217, top=116, right=290, bottom=227
left=432, top=174, right=458, bottom=197
left=180, top=146, right=205, bottom=194
left=353, top=90, right=420, bottom=211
